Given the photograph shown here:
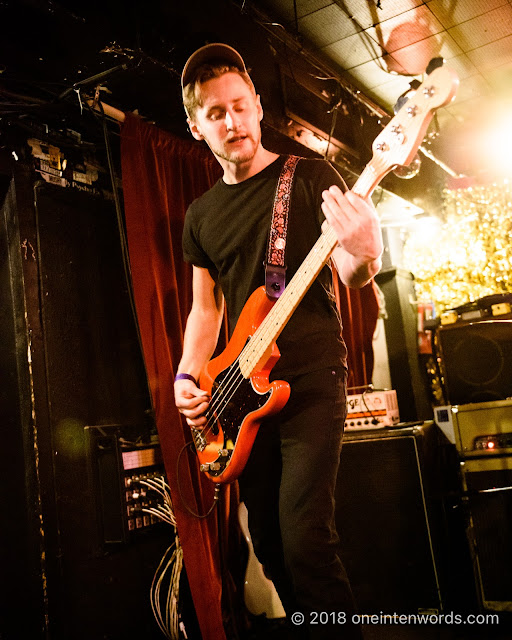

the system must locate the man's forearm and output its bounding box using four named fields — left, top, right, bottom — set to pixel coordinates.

left=332, top=246, right=382, bottom=289
left=177, top=306, right=224, bottom=380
